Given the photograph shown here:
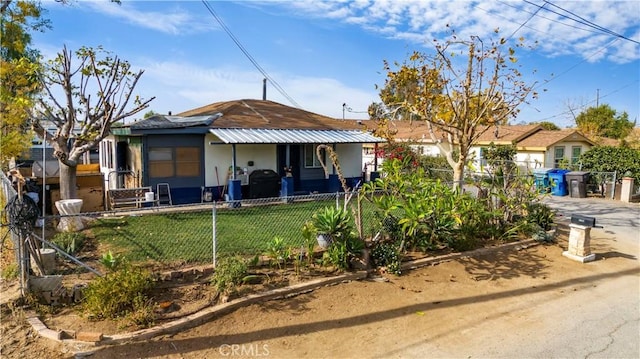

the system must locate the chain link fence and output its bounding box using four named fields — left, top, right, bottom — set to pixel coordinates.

left=0, top=166, right=625, bottom=283
left=4, top=190, right=381, bottom=275
left=0, top=174, right=20, bottom=273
